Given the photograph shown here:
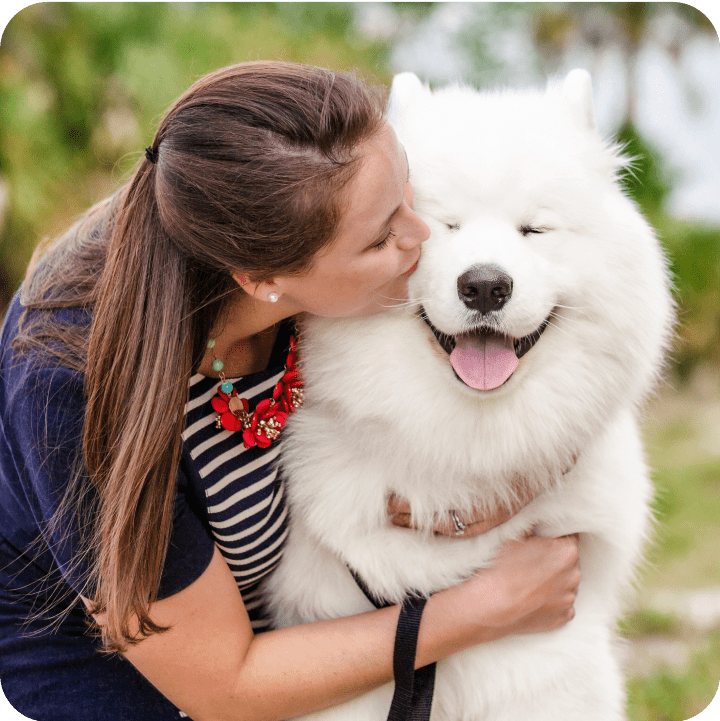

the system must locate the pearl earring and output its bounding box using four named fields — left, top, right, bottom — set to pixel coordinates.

left=268, top=292, right=279, bottom=303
